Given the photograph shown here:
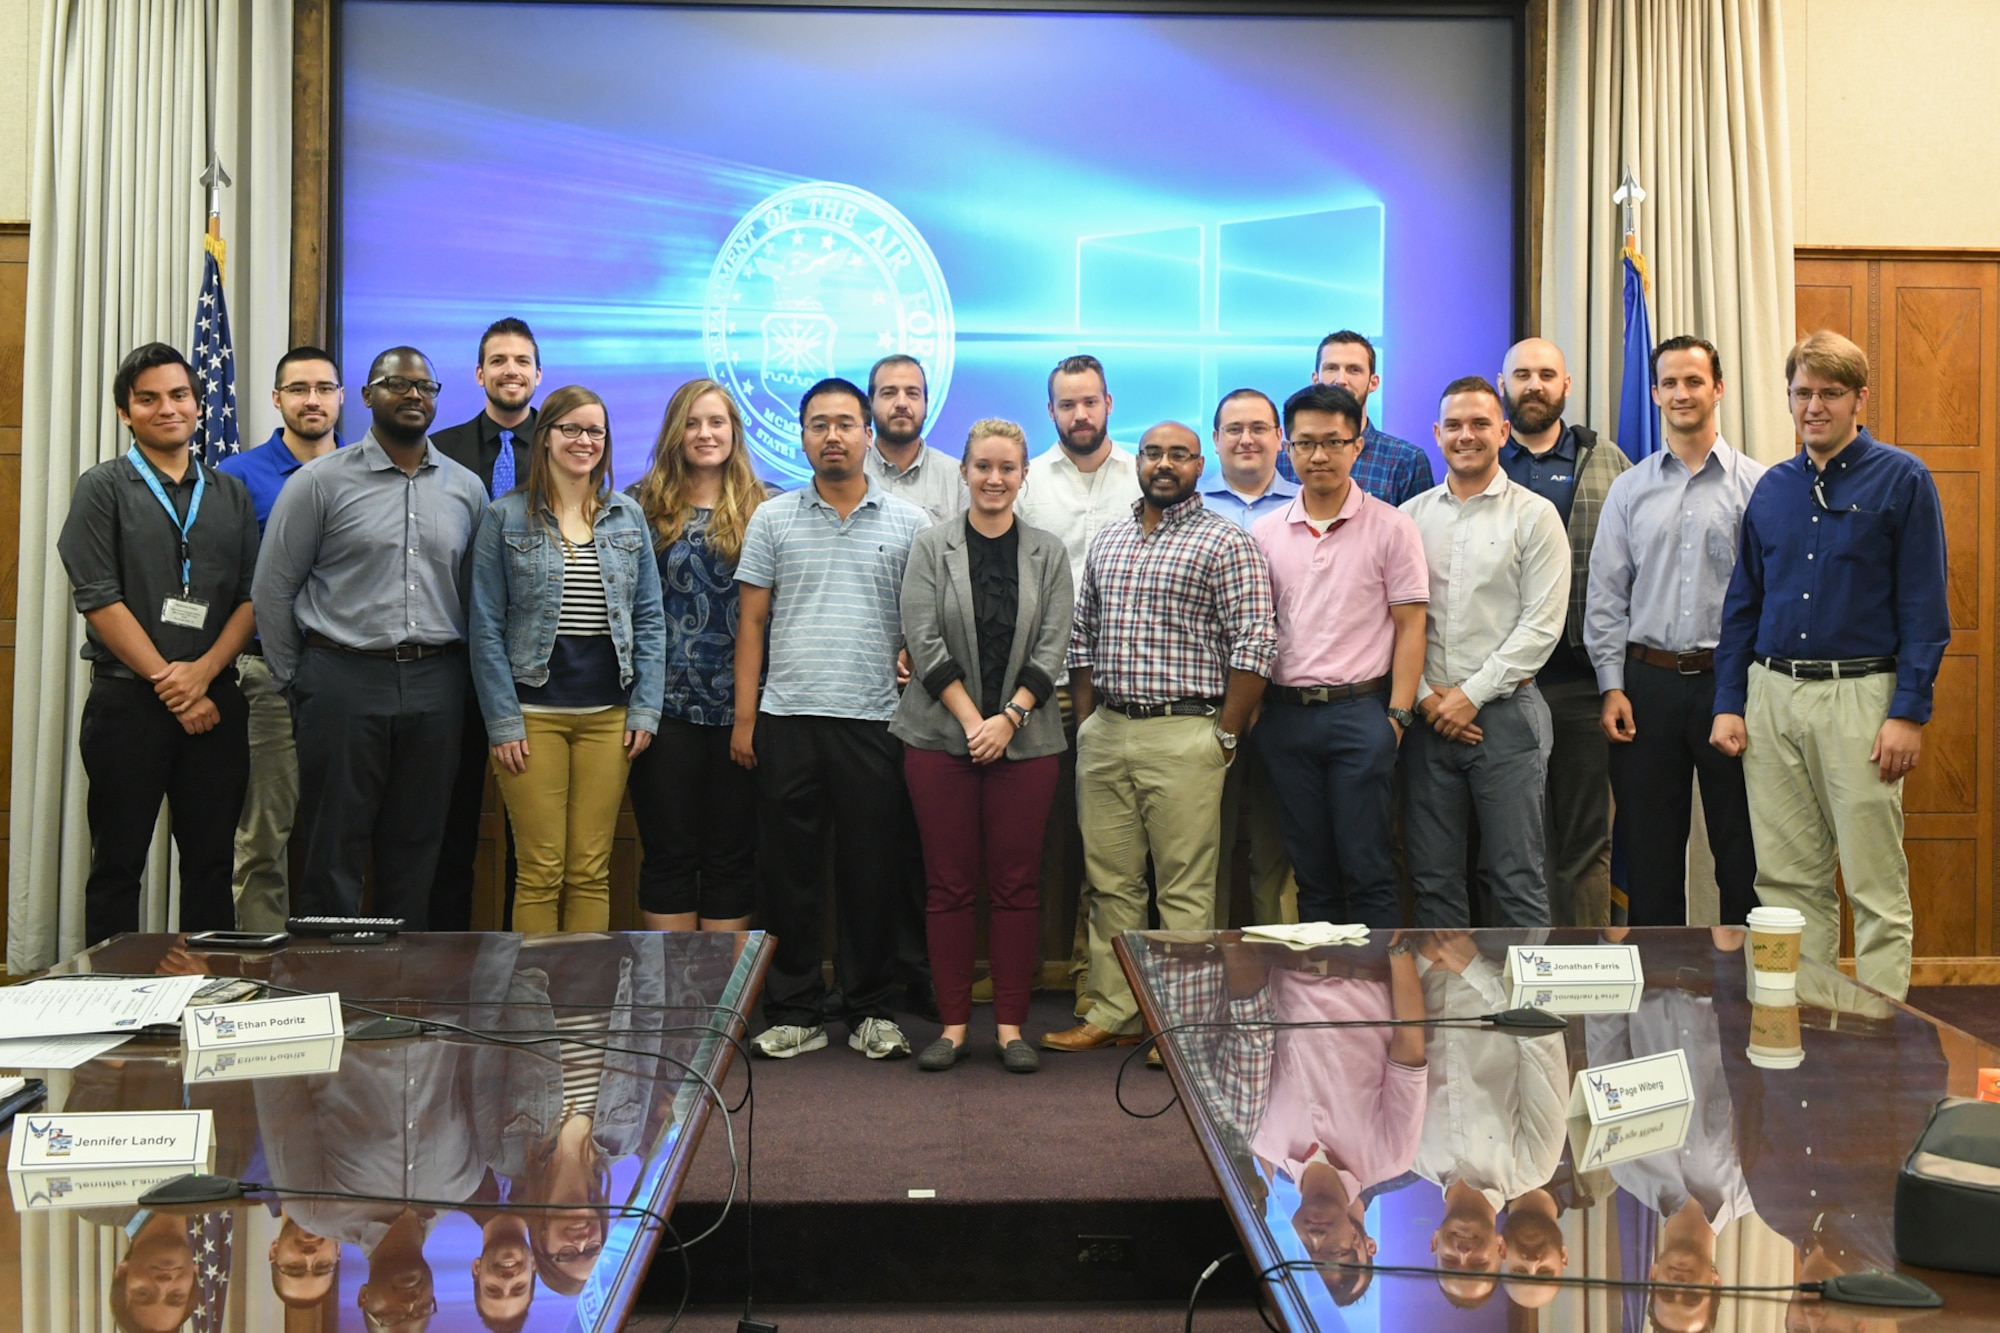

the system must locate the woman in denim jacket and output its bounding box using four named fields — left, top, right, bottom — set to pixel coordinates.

left=470, top=385, right=665, bottom=932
